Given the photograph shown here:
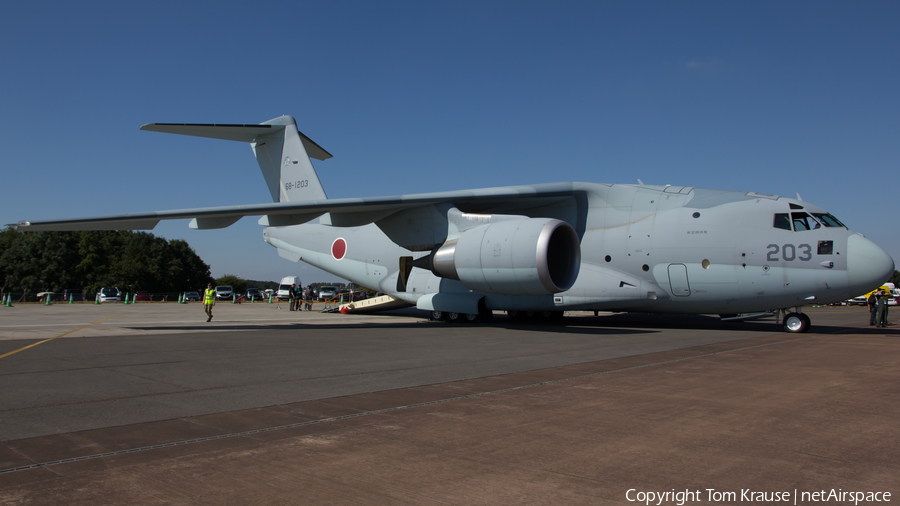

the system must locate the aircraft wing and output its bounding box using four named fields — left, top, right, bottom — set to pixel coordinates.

left=8, top=182, right=587, bottom=232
